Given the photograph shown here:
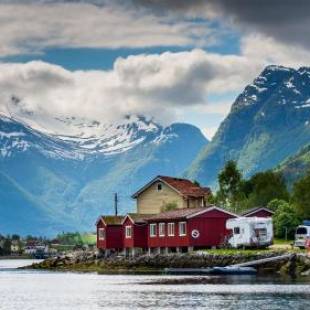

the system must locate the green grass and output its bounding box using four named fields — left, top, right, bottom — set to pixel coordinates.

left=81, top=233, right=96, bottom=245
left=202, top=248, right=274, bottom=256
left=273, top=238, right=294, bottom=245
